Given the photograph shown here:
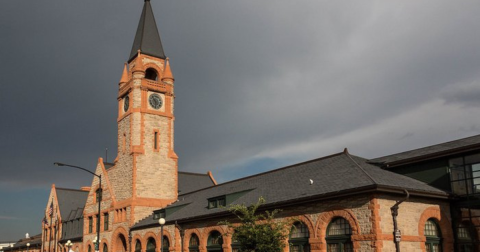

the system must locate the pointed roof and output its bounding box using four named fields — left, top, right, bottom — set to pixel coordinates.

left=129, top=0, right=166, bottom=62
